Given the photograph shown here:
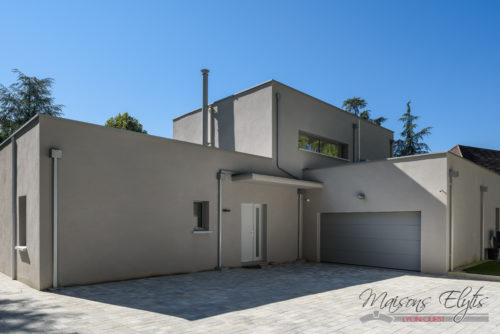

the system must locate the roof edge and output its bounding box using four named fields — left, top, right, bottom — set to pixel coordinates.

left=33, top=114, right=277, bottom=162
left=270, top=80, right=394, bottom=133
left=447, top=151, right=500, bottom=178
left=173, top=79, right=394, bottom=134
left=173, top=80, right=274, bottom=122
left=304, top=151, right=448, bottom=172
left=0, top=114, right=40, bottom=151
